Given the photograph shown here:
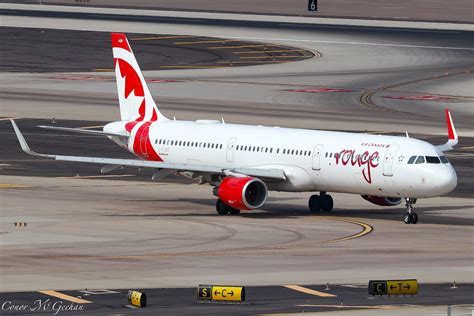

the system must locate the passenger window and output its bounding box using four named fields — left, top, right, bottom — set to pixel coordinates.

left=270, top=148, right=273, bottom=153
left=283, top=149, right=286, bottom=154
left=426, top=156, right=440, bottom=164
left=407, top=156, right=417, bottom=164
left=440, top=156, right=449, bottom=164
left=276, top=149, right=279, bottom=153
left=415, top=156, right=425, bottom=164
